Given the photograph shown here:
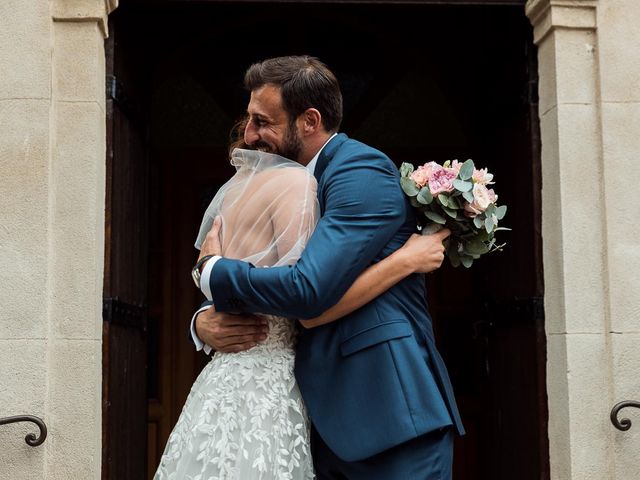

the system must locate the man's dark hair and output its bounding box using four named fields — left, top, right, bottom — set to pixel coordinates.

left=244, top=56, right=343, bottom=133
